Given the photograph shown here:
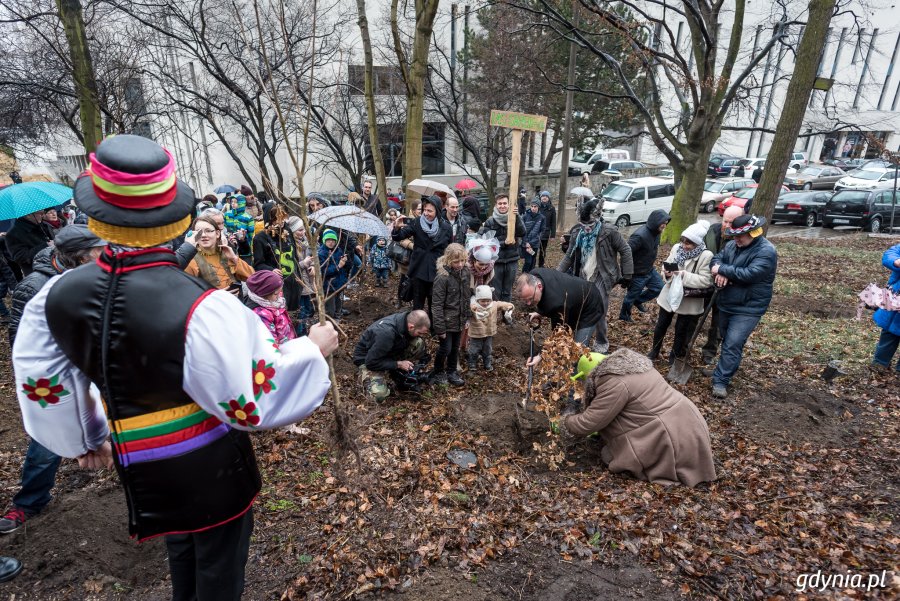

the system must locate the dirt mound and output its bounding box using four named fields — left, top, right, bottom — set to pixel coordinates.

left=0, top=477, right=167, bottom=597
left=453, top=393, right=524, bottom=451
left=770, top=296, right=857, bottom=319
left=387, top=546, right=678, bottom=600
left=732, top=377, right=870, bottom=447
